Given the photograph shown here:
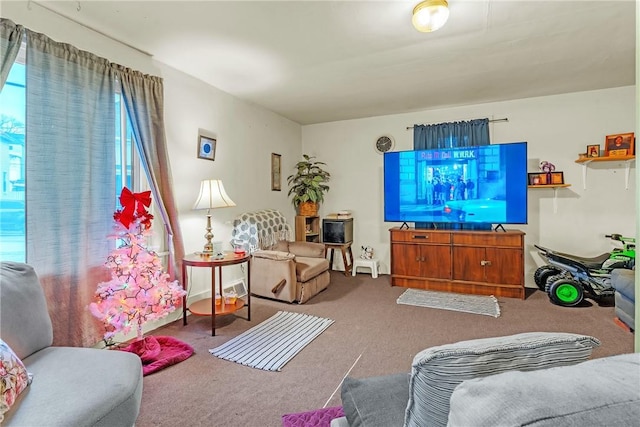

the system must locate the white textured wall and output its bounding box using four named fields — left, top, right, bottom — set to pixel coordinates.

left=302, top=87, right=636, bottom=287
